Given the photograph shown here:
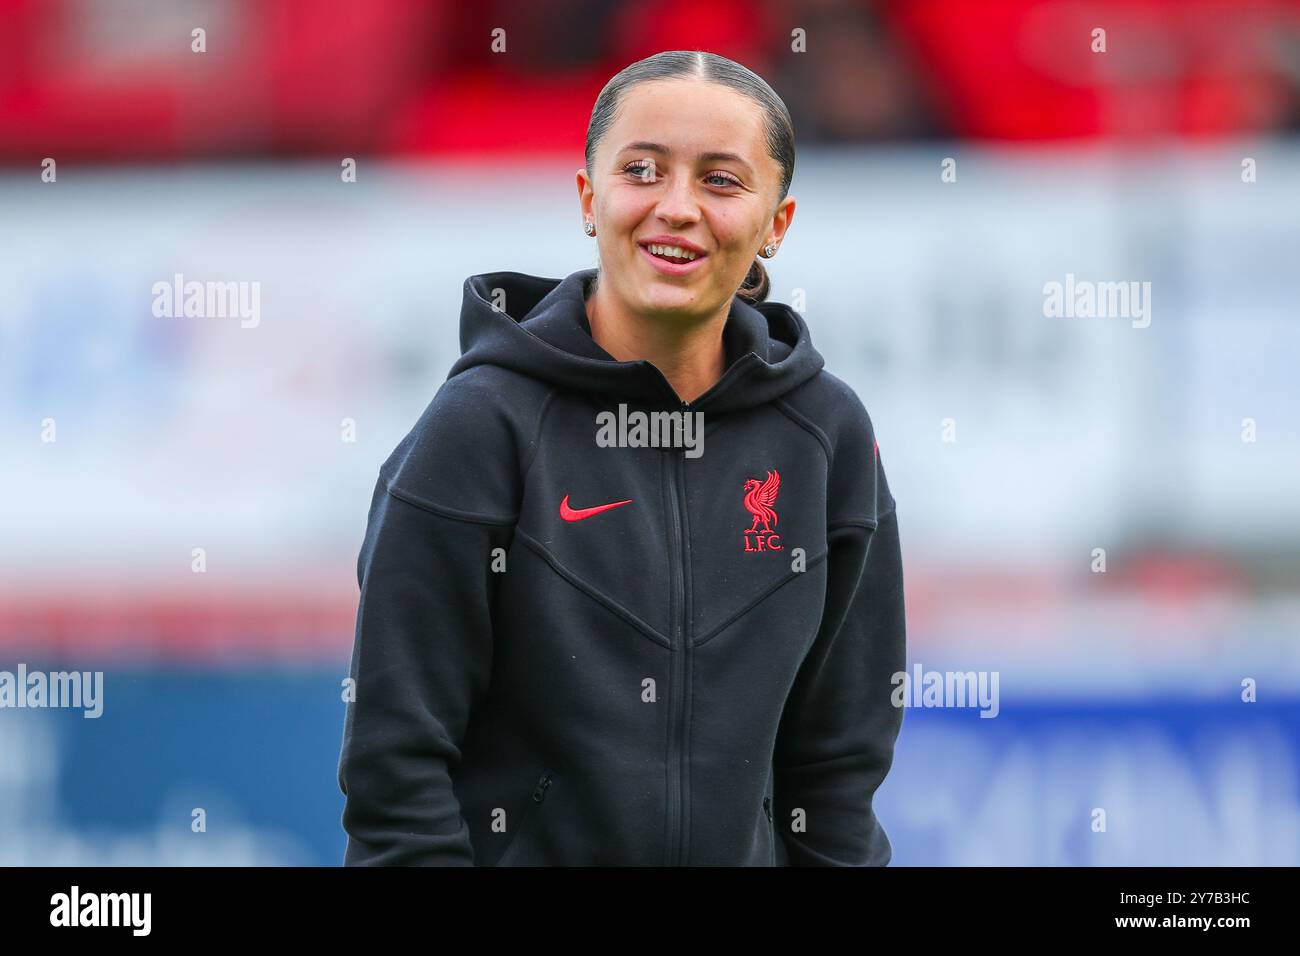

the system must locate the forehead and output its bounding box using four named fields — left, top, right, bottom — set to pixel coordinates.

left=605, top=79, right=769, bottom=163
